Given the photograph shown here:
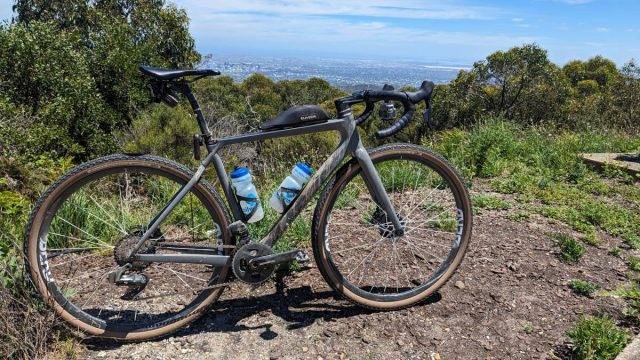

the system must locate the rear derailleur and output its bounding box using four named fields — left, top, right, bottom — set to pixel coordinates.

left=107, top=264, right=149, bottom=300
